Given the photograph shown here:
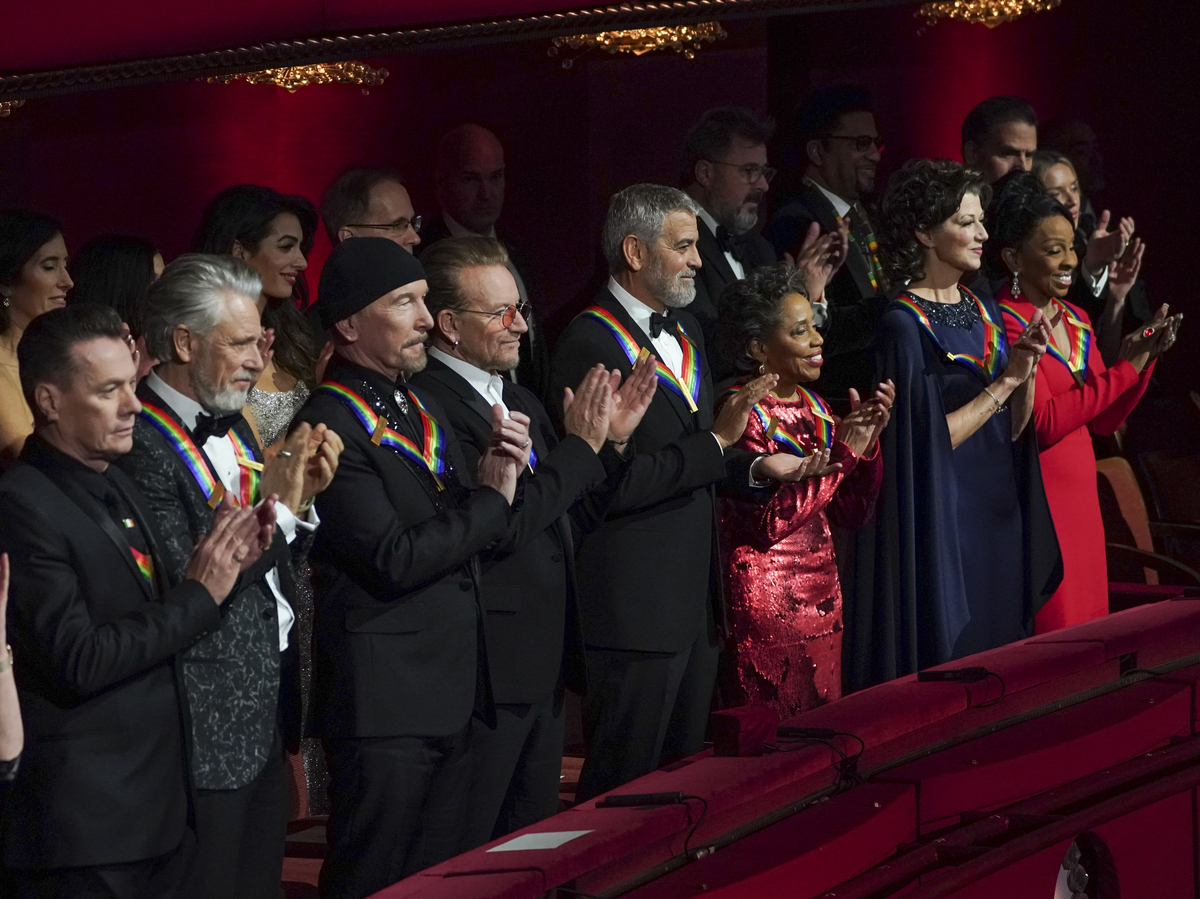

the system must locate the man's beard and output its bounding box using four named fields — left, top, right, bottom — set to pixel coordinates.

left=718, top=189, right=764, bottom=236
left=648, top=251, right=696, bottom=310
left=190, top=365, right=253, bottom=415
